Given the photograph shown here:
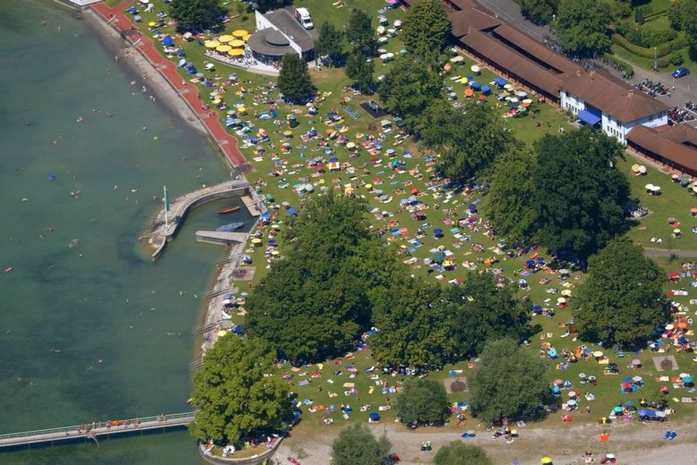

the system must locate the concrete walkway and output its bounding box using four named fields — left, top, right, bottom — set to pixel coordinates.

left=643, top=247, right=697, bottom=258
